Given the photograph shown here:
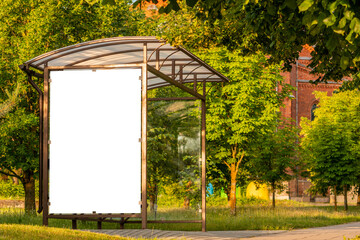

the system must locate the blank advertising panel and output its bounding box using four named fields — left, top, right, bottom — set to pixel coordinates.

left=49, top=69, right=142, bottom=214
